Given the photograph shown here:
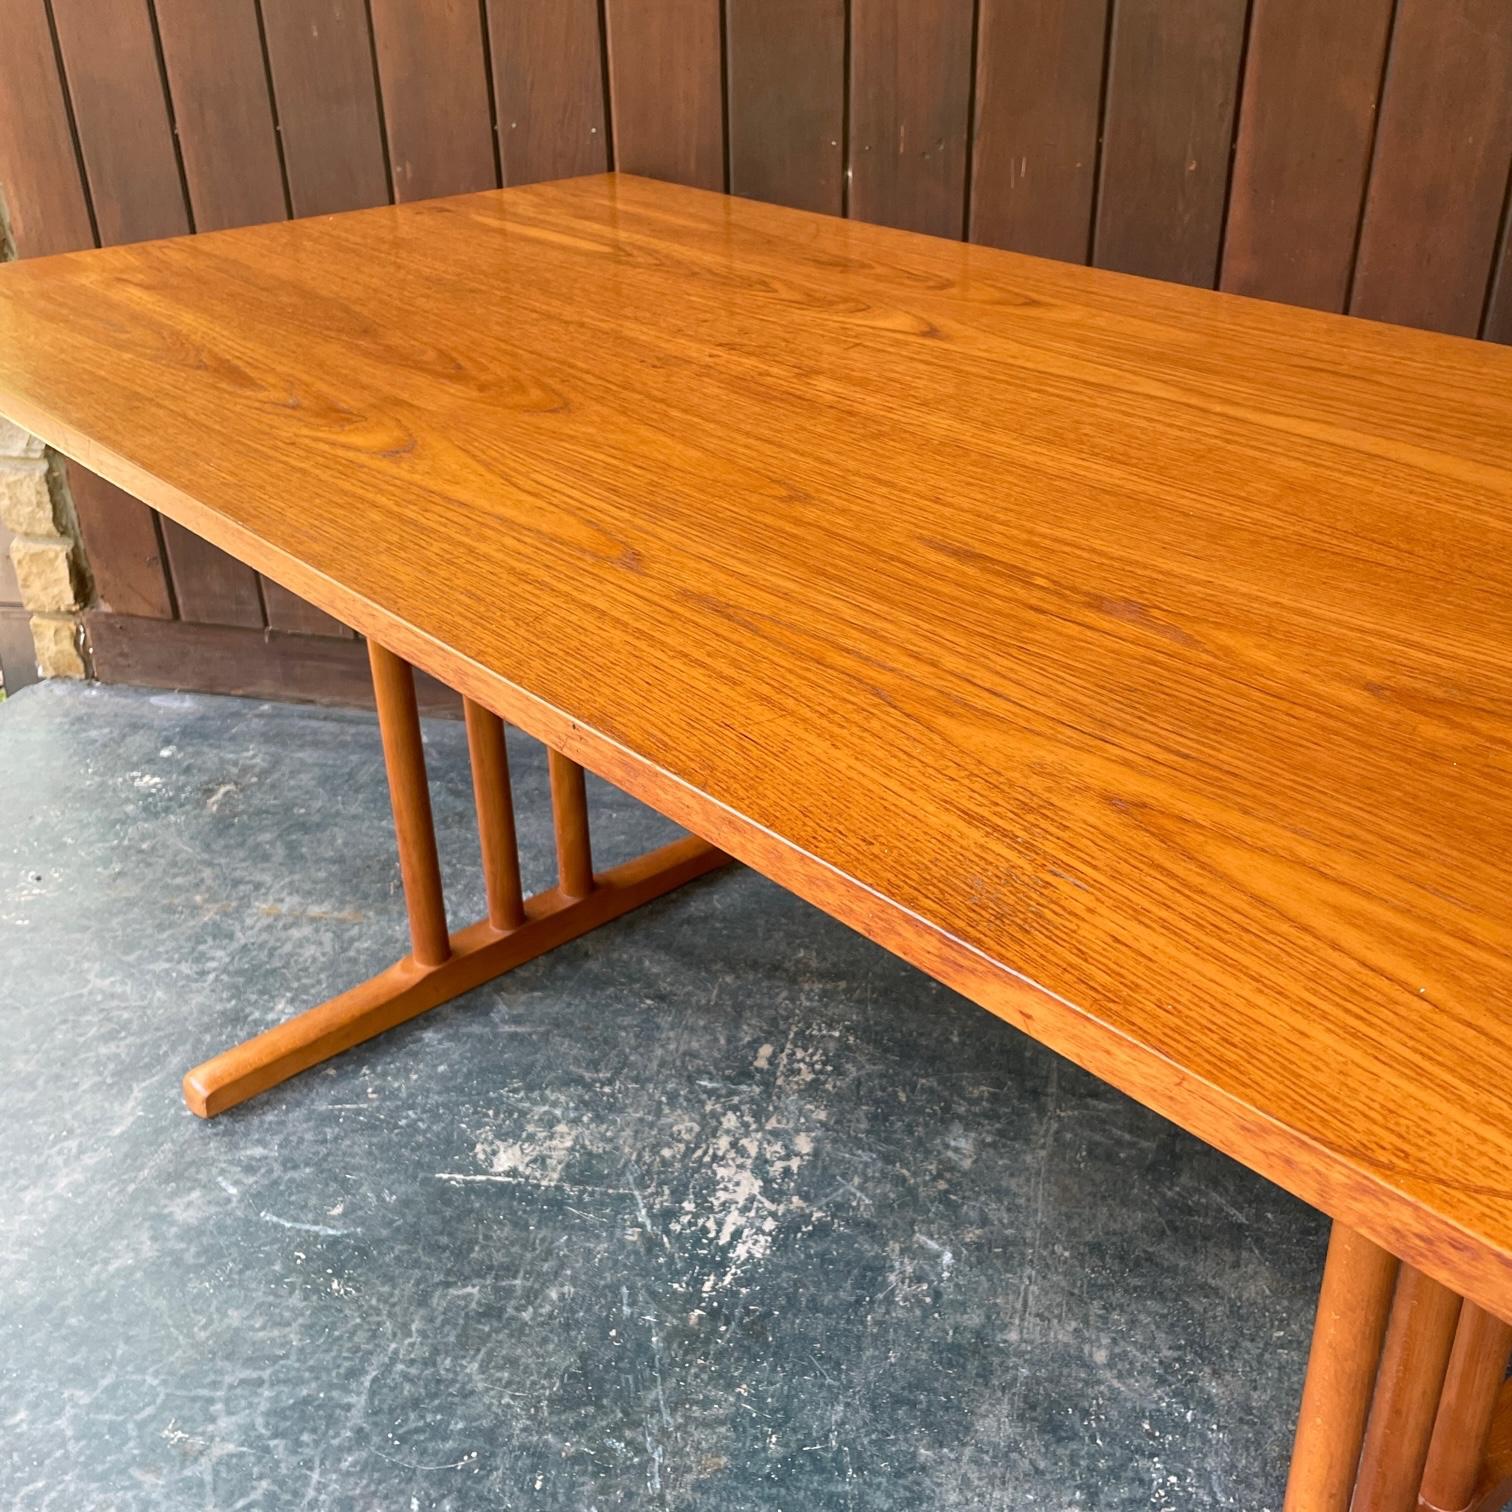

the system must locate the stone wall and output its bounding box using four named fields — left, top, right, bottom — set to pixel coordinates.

left=0, top=419, right=89, bottom=679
